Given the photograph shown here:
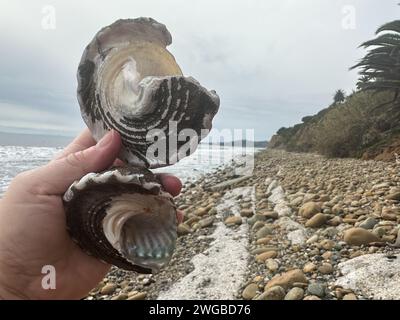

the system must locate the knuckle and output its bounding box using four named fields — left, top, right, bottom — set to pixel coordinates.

left=65, top=150, right=88, bottom=175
